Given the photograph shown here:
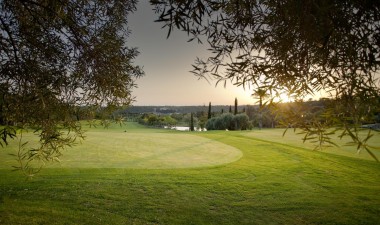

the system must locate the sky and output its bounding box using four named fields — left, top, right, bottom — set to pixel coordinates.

left=127, top=1, right=255, bottom=106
